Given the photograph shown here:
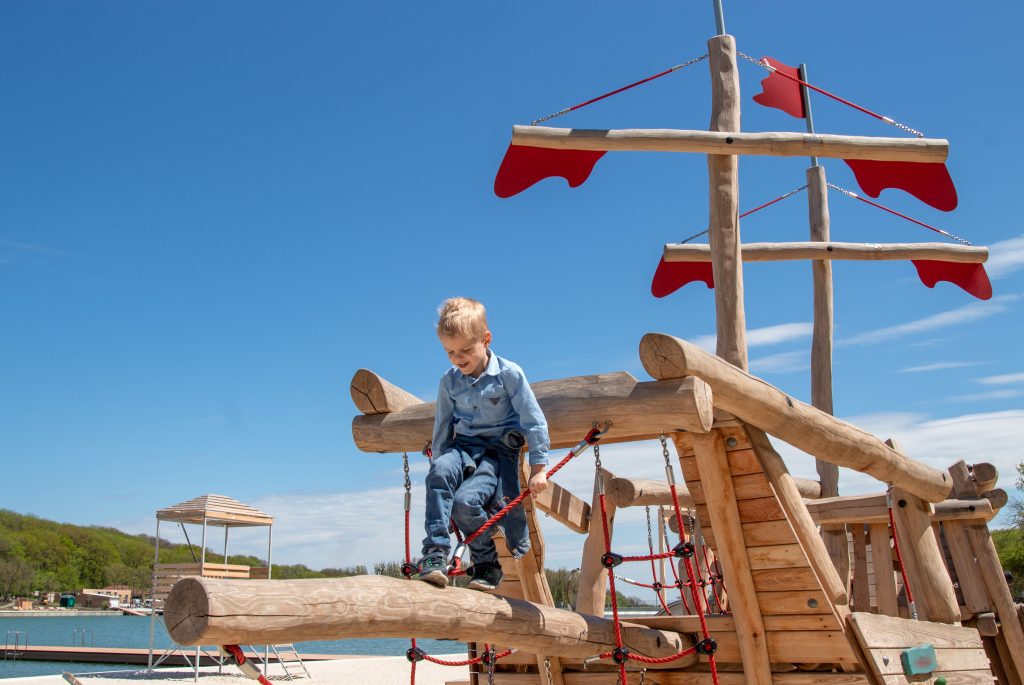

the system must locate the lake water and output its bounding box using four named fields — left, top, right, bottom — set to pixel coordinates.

left=0, top=614, right=463, bottom=679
